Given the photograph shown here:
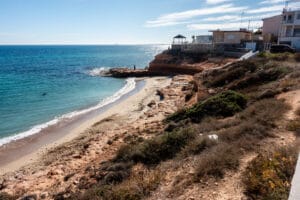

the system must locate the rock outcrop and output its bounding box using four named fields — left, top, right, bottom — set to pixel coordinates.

left=105, top=50, right=236, bottom=78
